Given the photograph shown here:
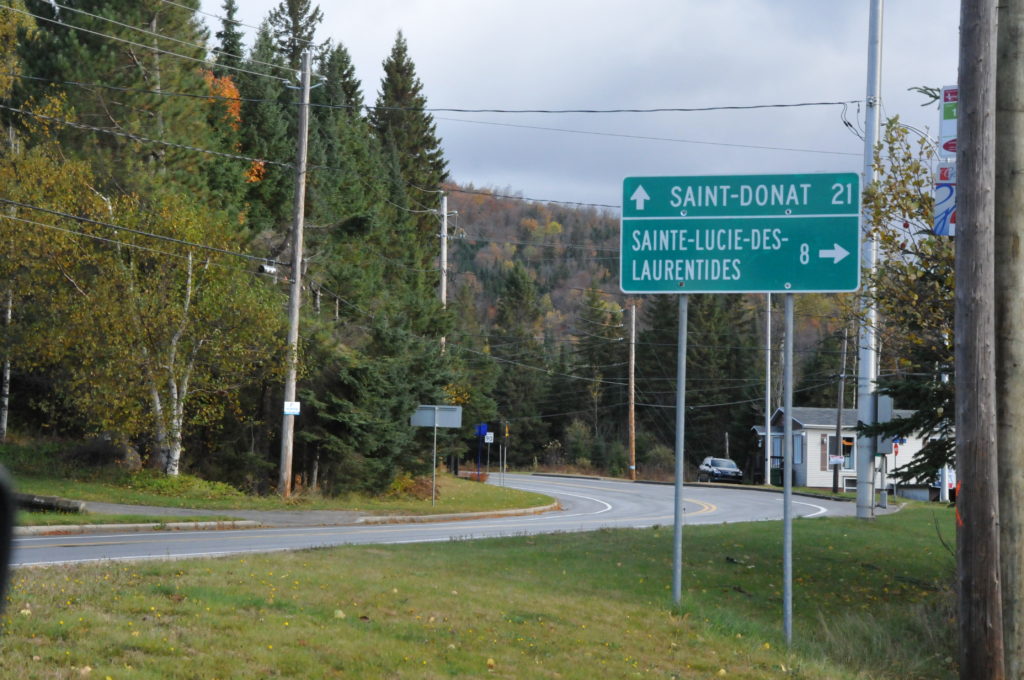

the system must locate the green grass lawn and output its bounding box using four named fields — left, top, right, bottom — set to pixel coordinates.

left=0, top=442, right=552, bottom=518
left=0, top=504, right=957, bottom=679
